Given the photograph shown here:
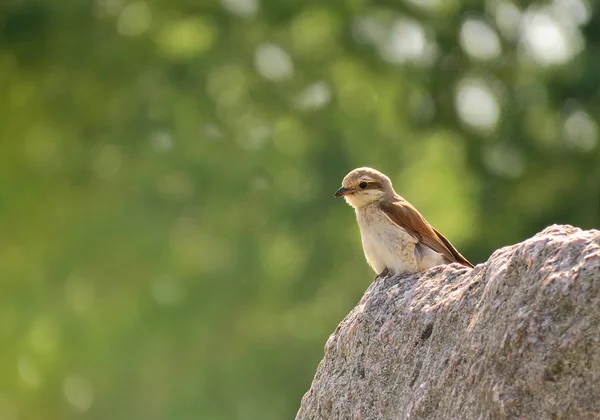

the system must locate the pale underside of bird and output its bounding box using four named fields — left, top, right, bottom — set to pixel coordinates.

left=334, top=167, right=474, bottom=276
